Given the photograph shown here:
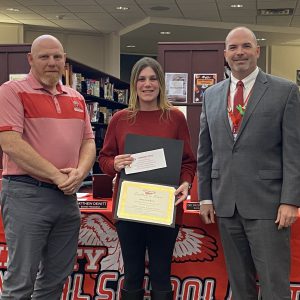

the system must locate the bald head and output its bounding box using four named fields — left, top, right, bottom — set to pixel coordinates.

left=28, top=34, right=66, bottom=92
left=30, top=35, right=64, bottom=57
left=224, top=26, right=260, bottom=80
left=225, top=27, right=258, bottom=49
